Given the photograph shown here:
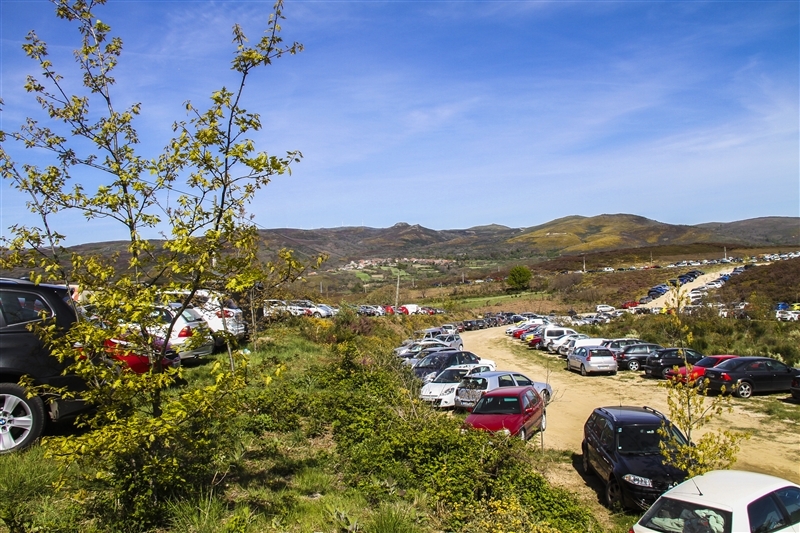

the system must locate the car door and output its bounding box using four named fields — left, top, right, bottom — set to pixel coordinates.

left=522, top=389, right=543, bottom=434
left=568, top=348, right=583, bottom=371
left=497, top=374, right=515, bottom=388
left=765, top=360, right=795, bottom=392
left=743, top=360, right=773, bottom=392
left=591, top=418, right=615, bottom=482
